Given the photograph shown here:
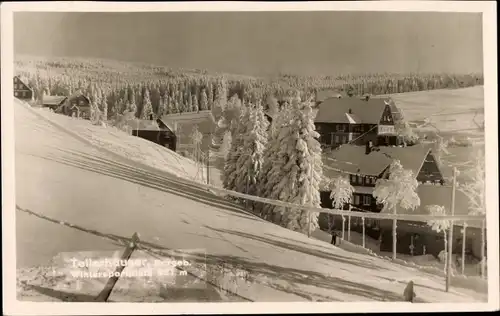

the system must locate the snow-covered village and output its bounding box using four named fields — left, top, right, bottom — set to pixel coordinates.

left=3, top=4, right=498, bottom=314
